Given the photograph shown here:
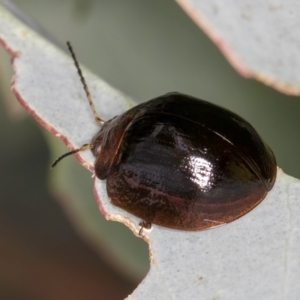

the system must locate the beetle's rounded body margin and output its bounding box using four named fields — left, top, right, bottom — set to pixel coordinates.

left=91, top=92, right=277, bottom=231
